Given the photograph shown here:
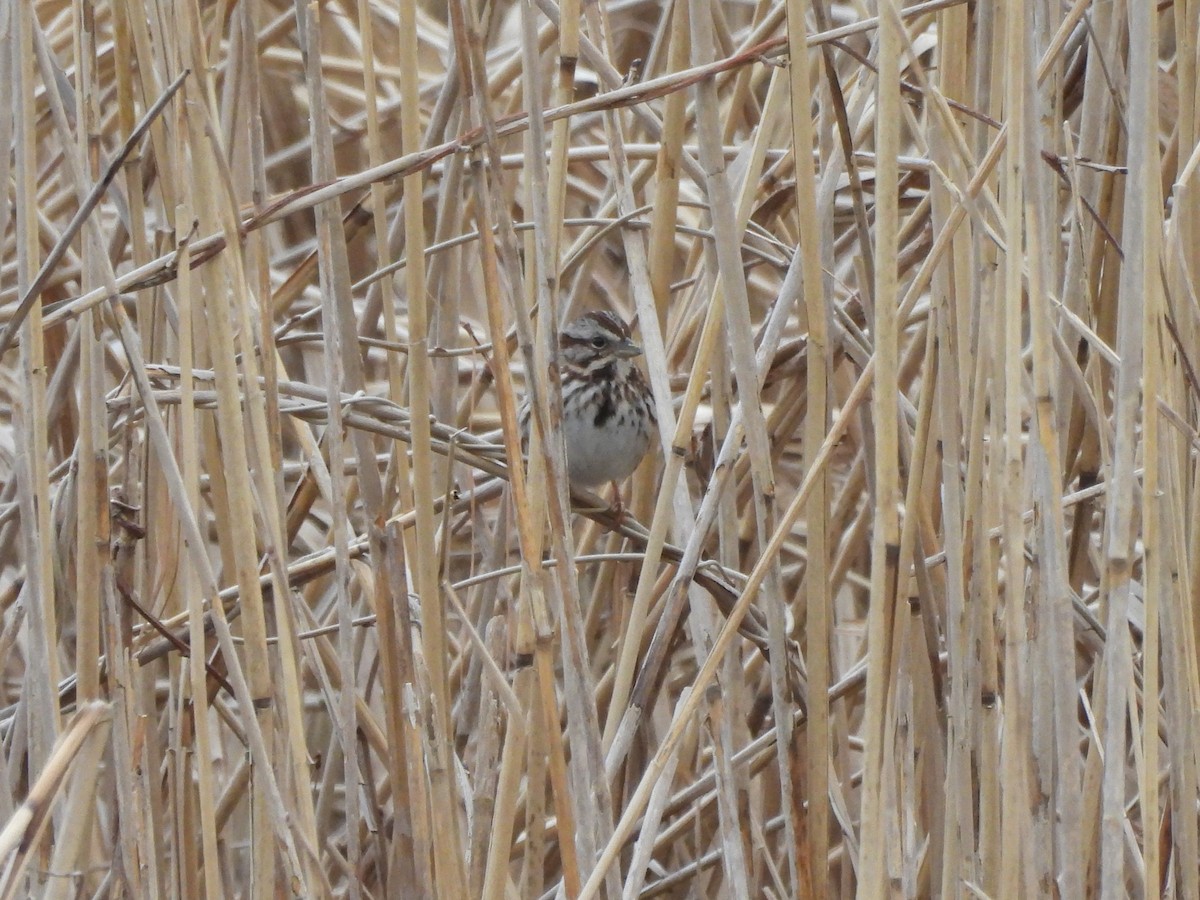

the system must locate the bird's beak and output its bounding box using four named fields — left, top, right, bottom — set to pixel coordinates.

left=614, top=338, right=643, bottom=359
